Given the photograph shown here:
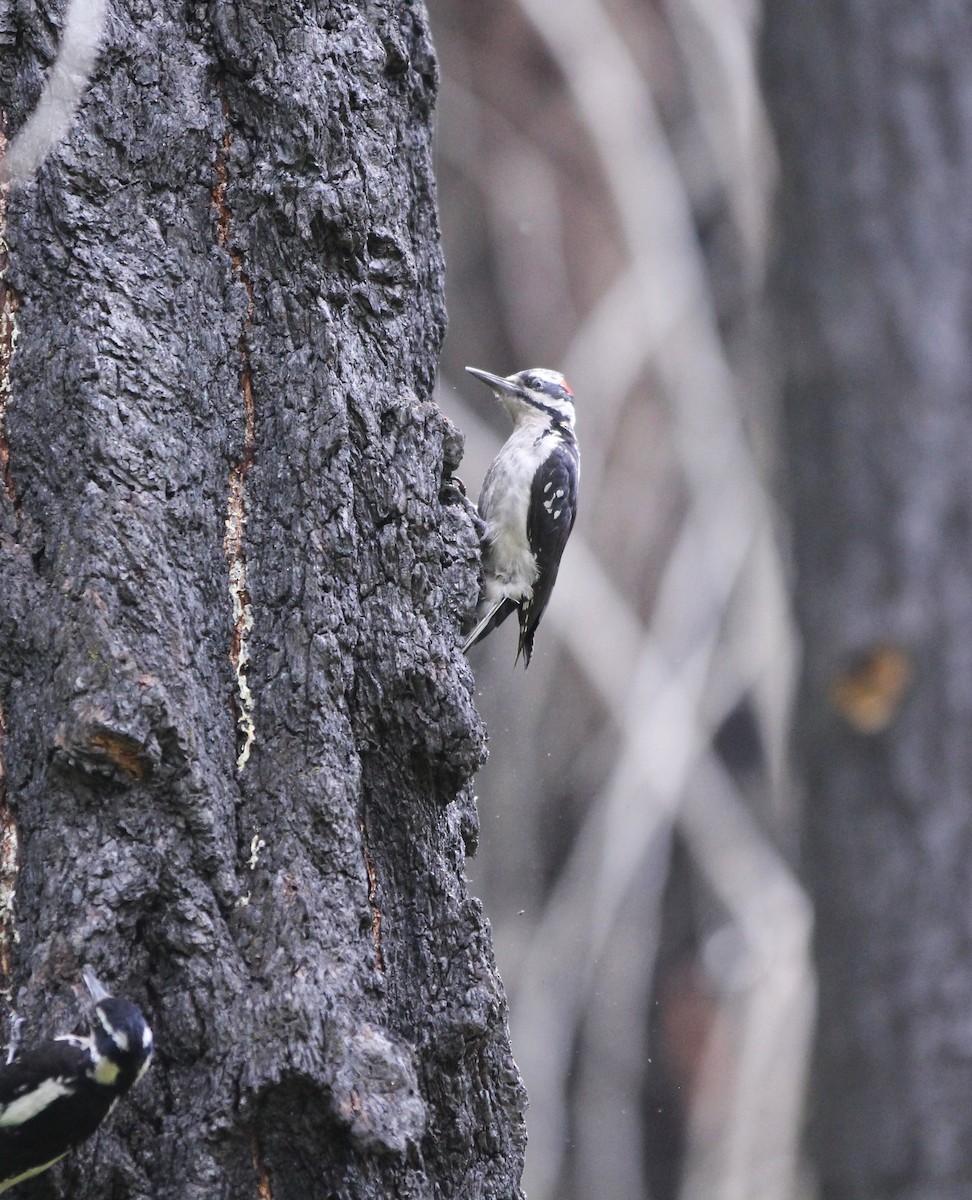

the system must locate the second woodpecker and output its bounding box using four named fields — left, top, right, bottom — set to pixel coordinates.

left=462, top=366, right=579, bottom=667
left=0, top=969, right=153, bottom=1194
